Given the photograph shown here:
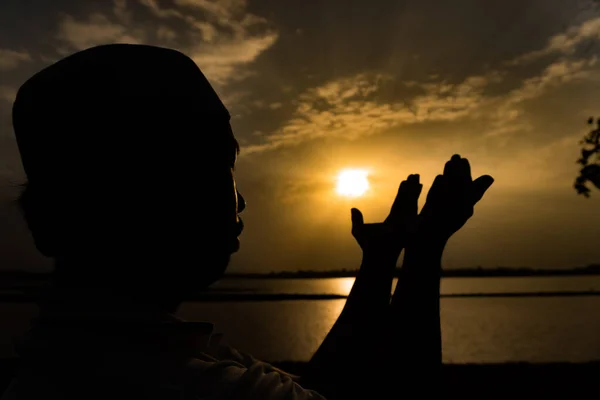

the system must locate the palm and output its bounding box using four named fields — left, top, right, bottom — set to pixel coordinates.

left=419, top=155, right=494, bottom=241
left=351, top=174, right=422, bottom=259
